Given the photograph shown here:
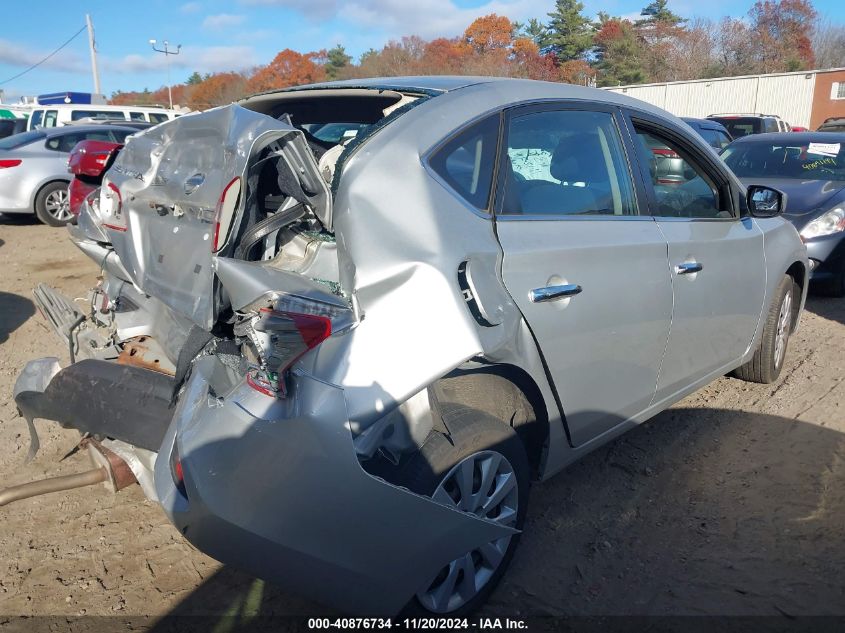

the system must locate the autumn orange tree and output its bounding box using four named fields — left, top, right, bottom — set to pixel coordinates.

left=247, top=49, right=327, bottom=93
